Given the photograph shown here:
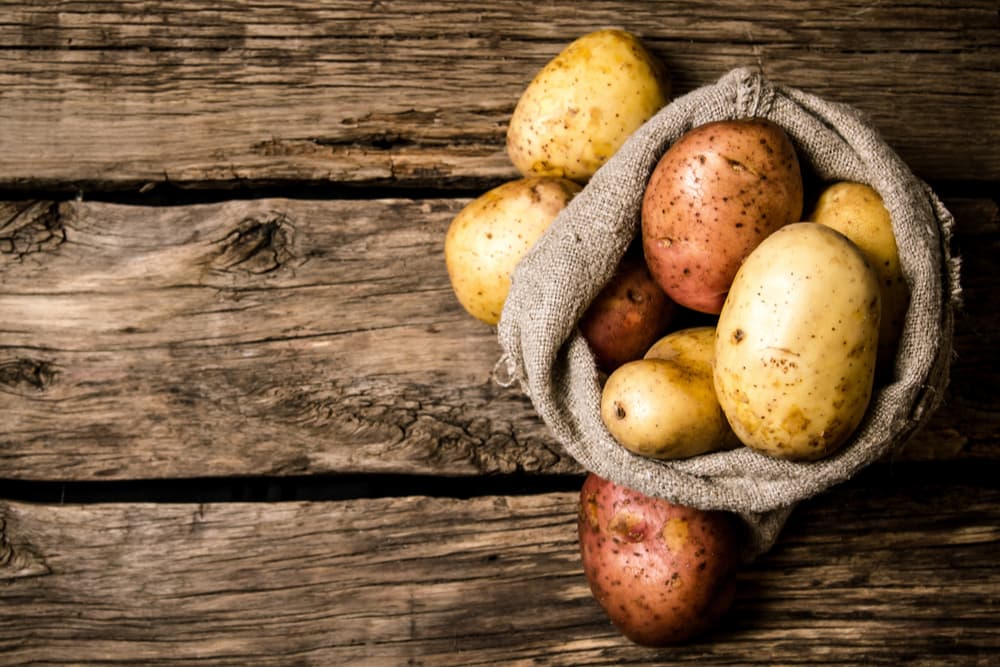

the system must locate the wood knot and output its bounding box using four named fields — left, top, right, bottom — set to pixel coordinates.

left=212, top=213, right=295, bottom=275
left=0, top=201, right=65, bottom=259
left=0, top=357, right=58, bottom=393
left=0, top=517, right=51, bottom=581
